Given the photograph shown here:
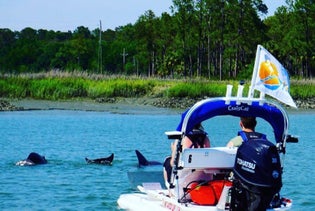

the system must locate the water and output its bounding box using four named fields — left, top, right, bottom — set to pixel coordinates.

left=0, top=108, right=314, bottom=211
